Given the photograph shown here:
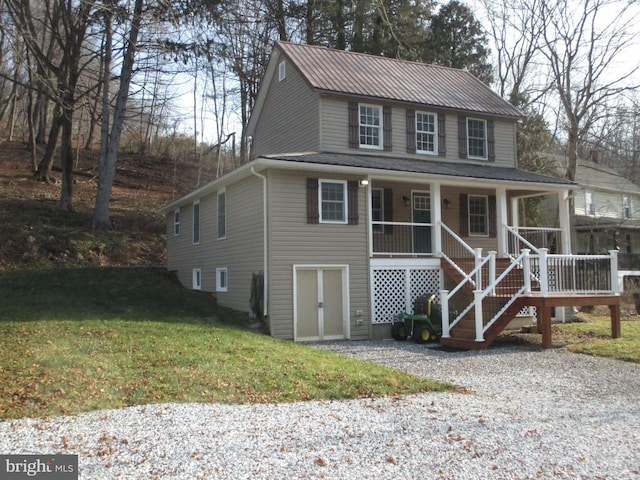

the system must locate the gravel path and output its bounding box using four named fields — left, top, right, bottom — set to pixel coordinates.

left=2, top=340, right=640, bottom=479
